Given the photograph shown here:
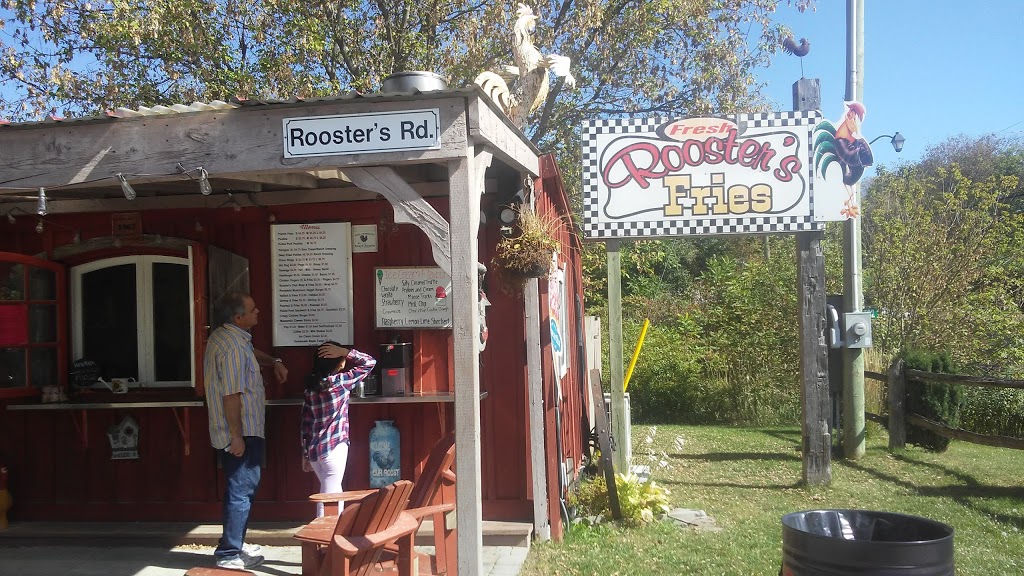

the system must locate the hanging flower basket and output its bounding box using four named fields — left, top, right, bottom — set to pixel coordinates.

left=492, top=207, right=560, bottom=285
